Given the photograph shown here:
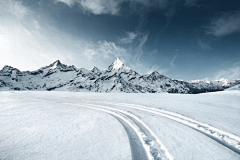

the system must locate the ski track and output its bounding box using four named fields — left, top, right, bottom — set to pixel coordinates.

left=25, top=98, right=173, bottom=160
left=113, top=115, right=149, bottom=160
left=92, top=101, right=240, bottom=155
left=25, top=98, right=153, bottom=160
left=25, top=97, right=240, bottom=158
left=83, top=103, right=173, bottom=160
